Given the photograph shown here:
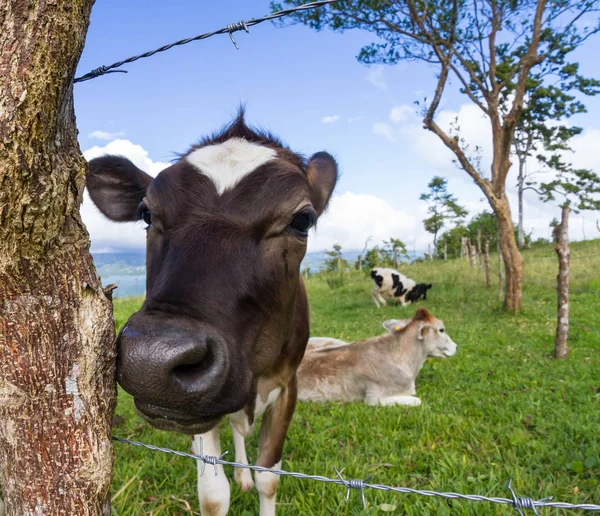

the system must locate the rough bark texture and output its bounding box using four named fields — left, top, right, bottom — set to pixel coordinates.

left=0, top=1, right=117, bottom=515
left=554, top=205, right=570, bottom=360
left=517, top=155, right=526, bottom=249
left=493, top=196, right=524, bottom=311
left=484, top=236, right=491, bottom=288
left=468, top=240, right=477, bottom=268
left=498, top=240, right=503, bottom=301
left=476, top=228, right=482, bottom=269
